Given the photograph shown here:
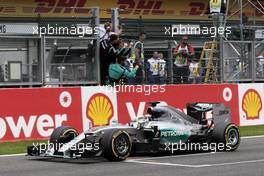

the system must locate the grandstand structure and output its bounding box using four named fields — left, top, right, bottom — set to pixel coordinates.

left=220, top=0, right=264, bottom=83
left=0, top=0, right=263, bottom=87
